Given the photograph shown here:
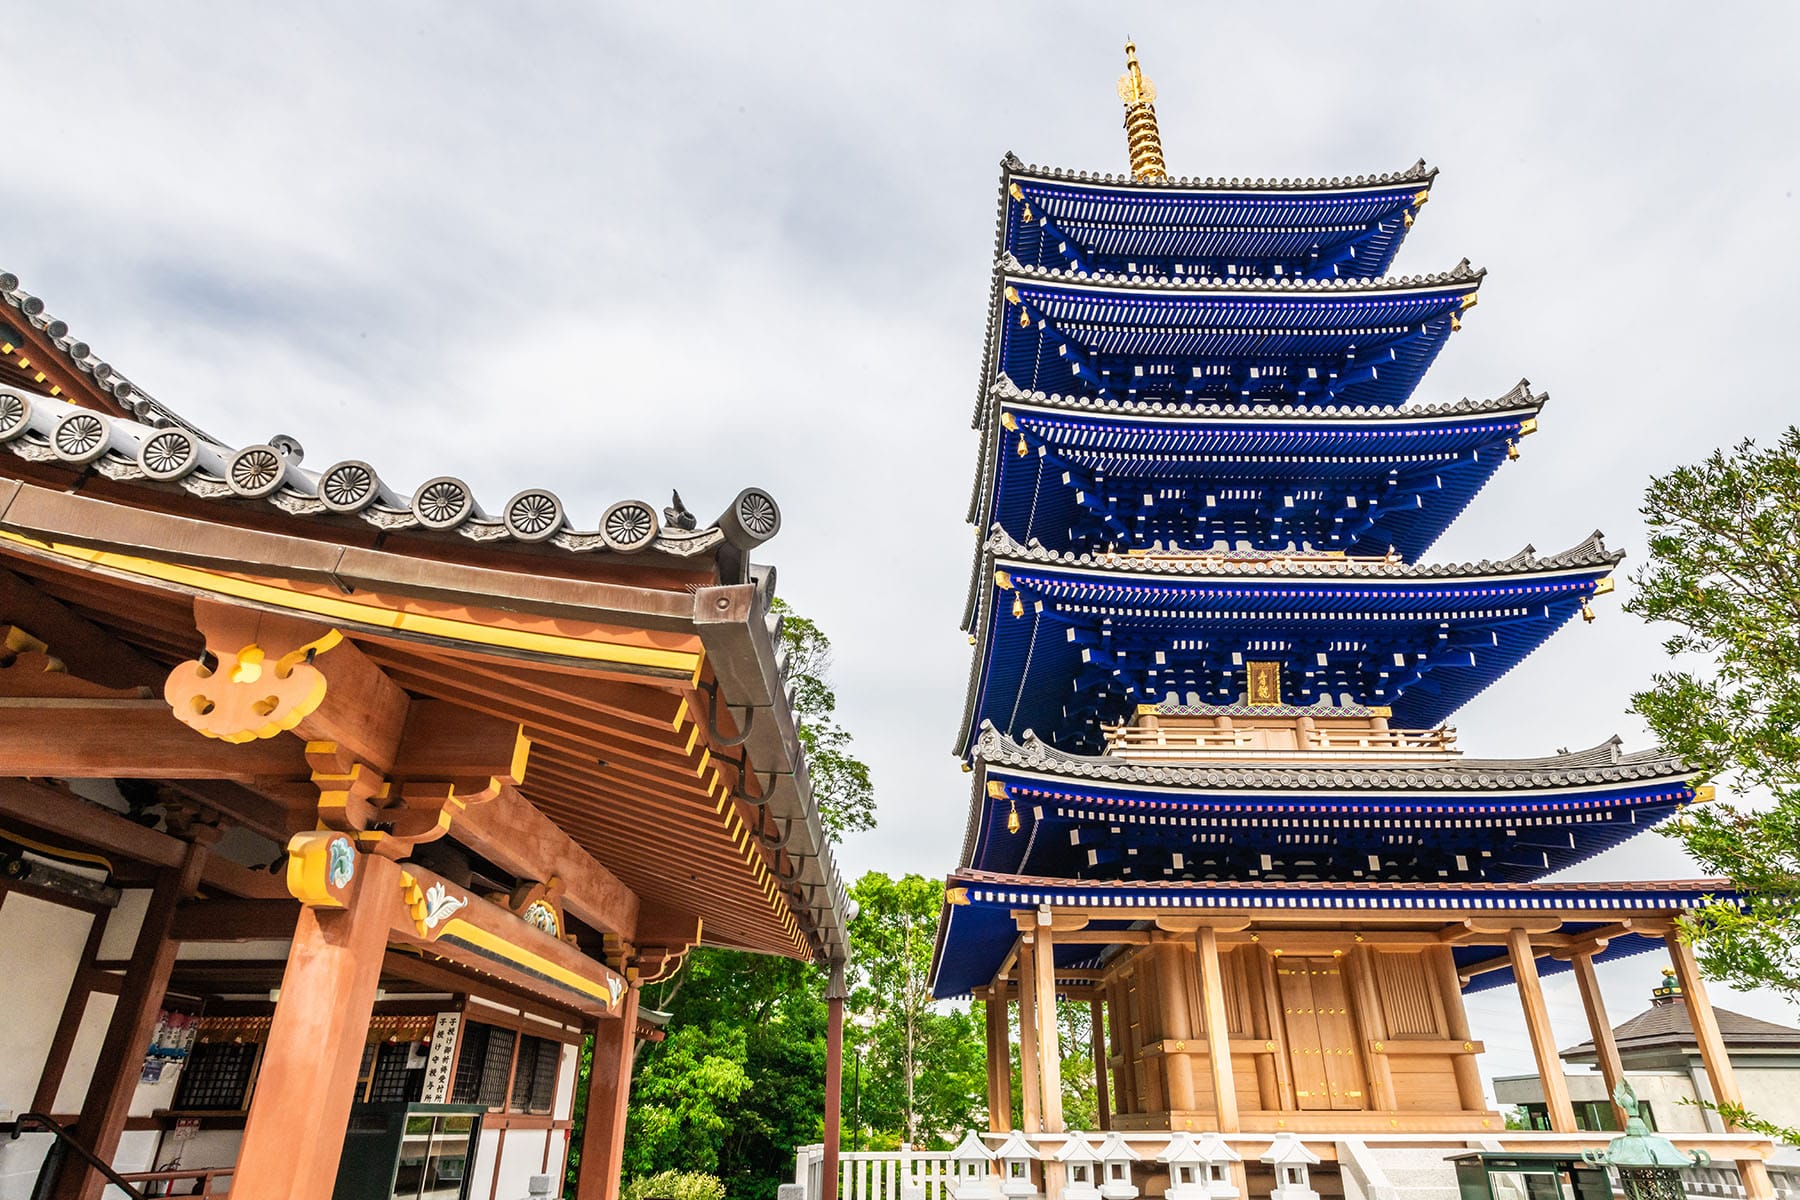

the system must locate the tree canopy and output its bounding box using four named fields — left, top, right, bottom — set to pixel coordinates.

left=1626, top=427, right=1800, bottom=1000
left=772, top=597, right=876, bottom=840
